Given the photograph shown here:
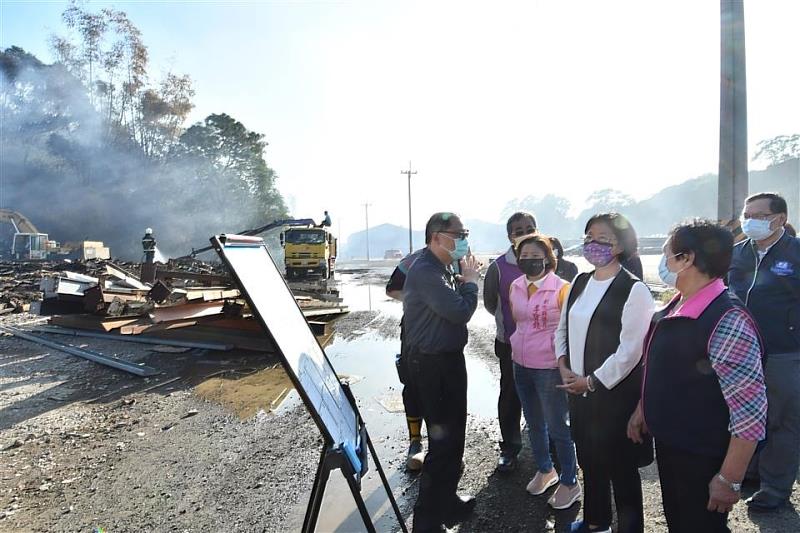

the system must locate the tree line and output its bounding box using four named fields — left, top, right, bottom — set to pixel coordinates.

left=0, top=1, right=287, bottom=259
